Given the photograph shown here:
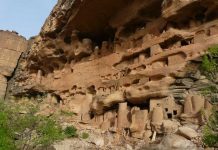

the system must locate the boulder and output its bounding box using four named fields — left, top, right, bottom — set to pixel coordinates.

left=163, top=120, right=180, bottom=133
left=89, top=135, right=104, bottom=147
left=178, top=127, right=199, bottom=140
left=150, top=134, right=197, bottom=150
